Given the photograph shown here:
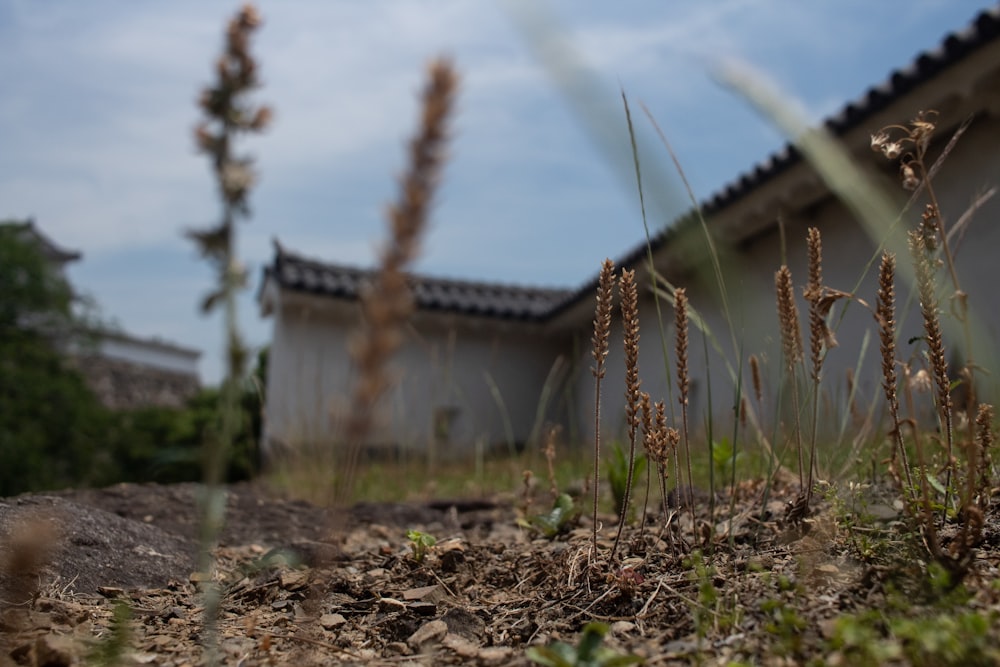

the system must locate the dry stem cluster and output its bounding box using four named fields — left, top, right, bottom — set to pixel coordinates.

left=580, top=109, right=996, bottom=589
left=187, top=5, right=271, bottom=659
